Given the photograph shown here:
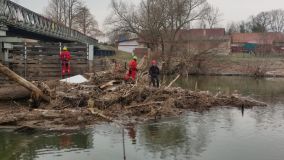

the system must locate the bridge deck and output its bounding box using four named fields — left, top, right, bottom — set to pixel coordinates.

left=0, top=0, right=98, bottom=45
